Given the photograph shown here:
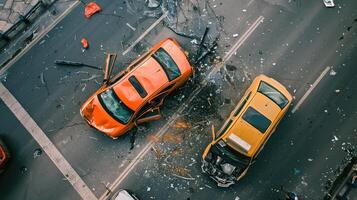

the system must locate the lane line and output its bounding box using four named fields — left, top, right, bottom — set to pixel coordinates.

left=122, top=12, right=168, bottom=56
left=99, top=15, right=264, bottom=200
left=291, top=66, right=331, bottom=113
left=0, top=83, right=97, bottom=200
left=0, top=1, right=80, bottom=76
left=208, top=16, right=264, bottom=78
